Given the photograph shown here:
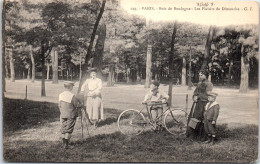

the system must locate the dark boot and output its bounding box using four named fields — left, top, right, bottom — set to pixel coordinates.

left=211, top=137, right=216, bottom=145
left=202, top=136, right=212, bottom=144
left=154, top=125, right=160, bottom=133
left=199, top=135, right=207, bottom=142
left=62, top=138, right=66, bottom=145
left=64, top=139, right=69, bottom=149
